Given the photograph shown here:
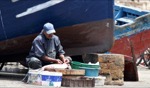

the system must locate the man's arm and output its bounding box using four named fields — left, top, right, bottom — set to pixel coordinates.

left=59, top=54, right=65, bottom=61
left=42, top=55, right=63, bottom=64
left=54, top=36, right=70, bottom=63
